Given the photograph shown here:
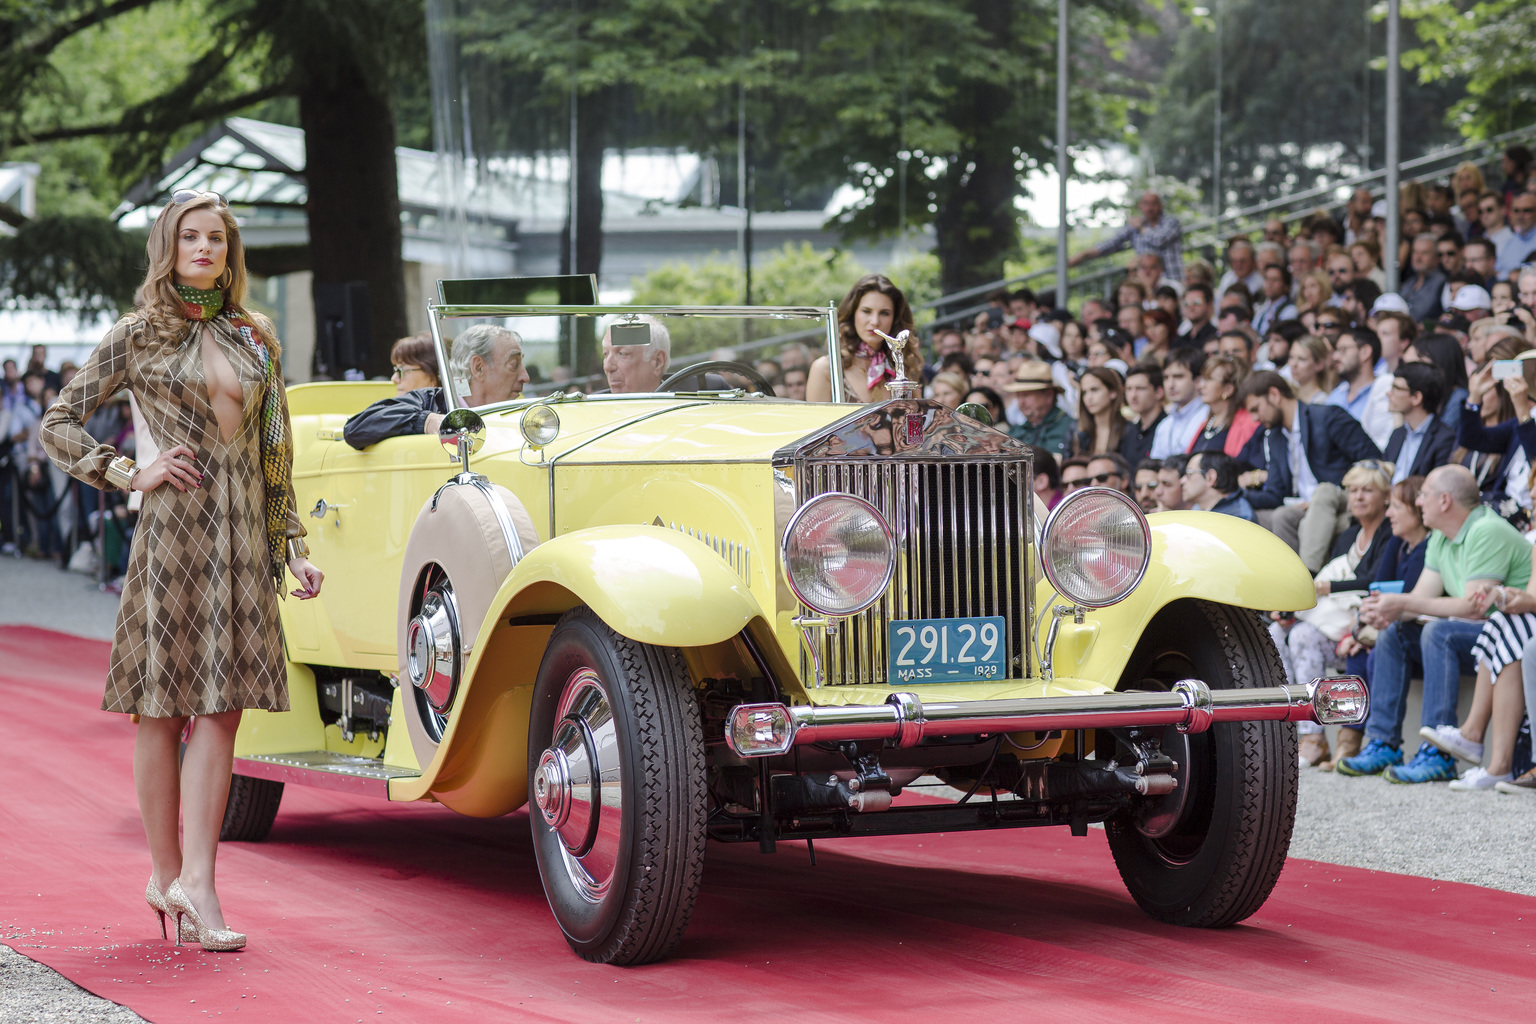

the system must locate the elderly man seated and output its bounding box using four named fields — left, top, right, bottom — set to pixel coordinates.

left=602, top=315, right=672, bottom=394
left=344, top=324, right=529, bottom=449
